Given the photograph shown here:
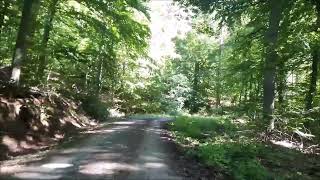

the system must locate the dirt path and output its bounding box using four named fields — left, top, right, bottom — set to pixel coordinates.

left=0, top=118, right=212, bottom=180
